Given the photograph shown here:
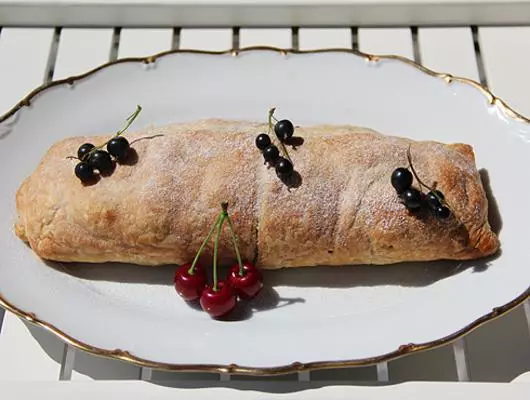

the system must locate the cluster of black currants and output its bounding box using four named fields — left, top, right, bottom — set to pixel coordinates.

left=70, top=105, right=141, bottom=183
left=255, top=109, right=296, bottom=178
left=74, top=137, right=131, bottom=182
left=391, top=167, right=451, bottom=219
